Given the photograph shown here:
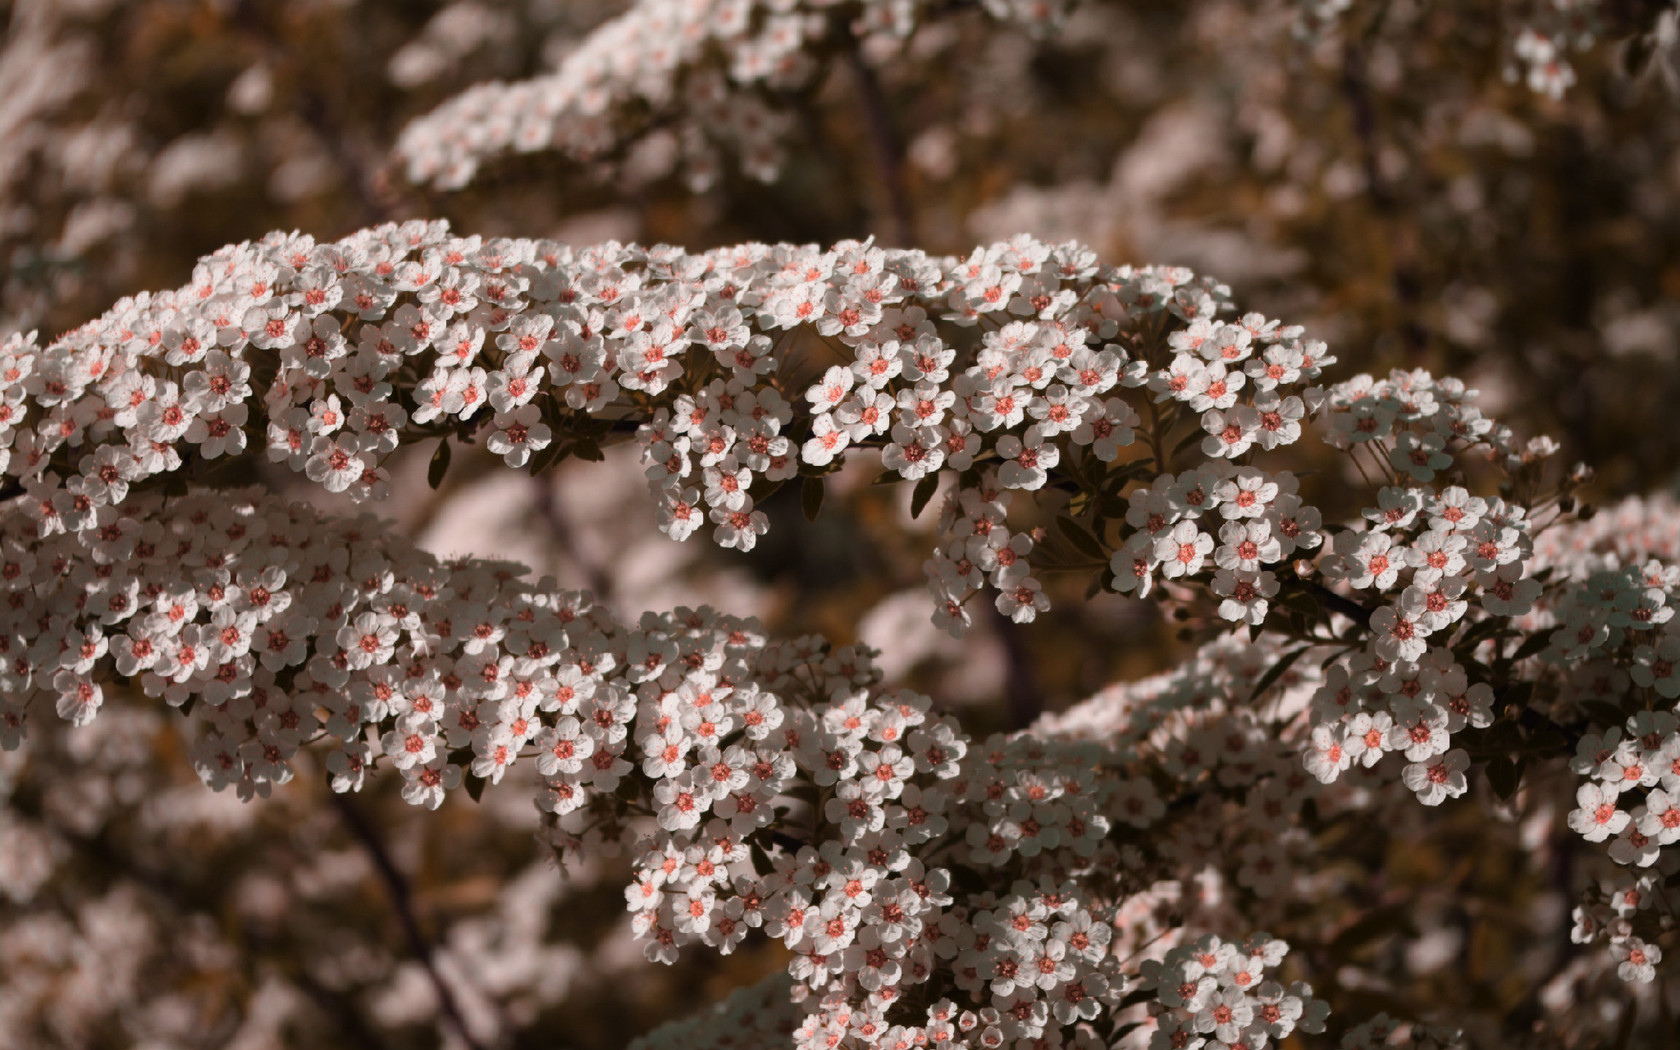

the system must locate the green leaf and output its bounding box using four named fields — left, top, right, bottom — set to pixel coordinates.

left=1484, top=755, right=1519, bottom=801
left=1056, top=515, right=1107, bottom=561
left=801, top=475, right=825, bottom=522
left=464, top=773, right=487, bottom=803
left=910, top=474, right=940, bottom=520
left=1248, top=646, right=1310, bottom=705
left=428, top=438, right=451, bottom=490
